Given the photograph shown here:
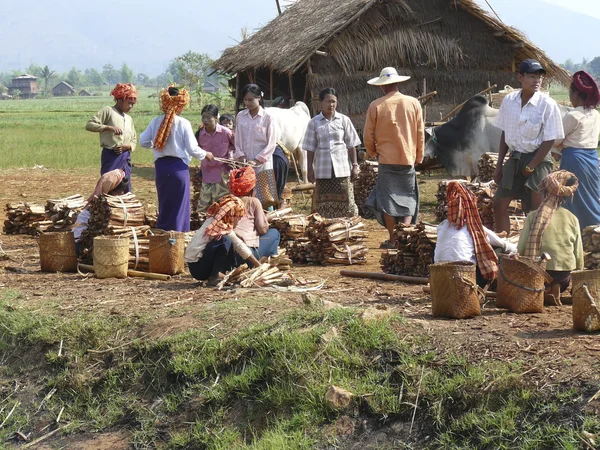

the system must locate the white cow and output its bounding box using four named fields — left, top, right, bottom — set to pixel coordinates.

left=265, top=102, right=311, bottom=183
